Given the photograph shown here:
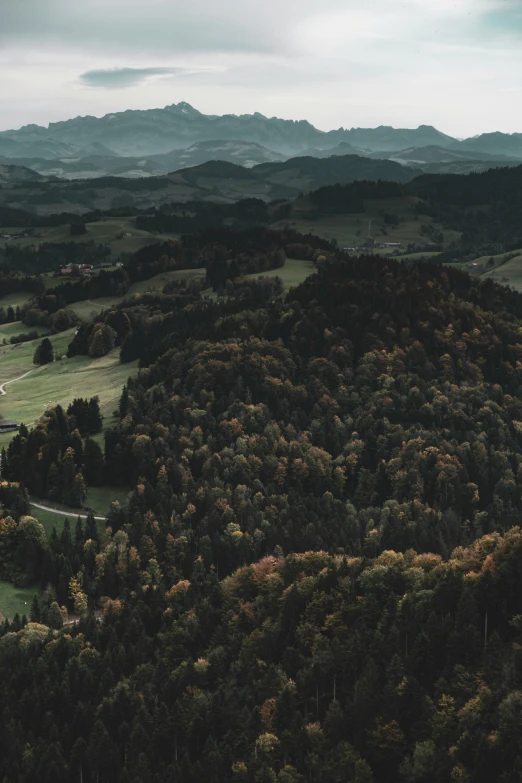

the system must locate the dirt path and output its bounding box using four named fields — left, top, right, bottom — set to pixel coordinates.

left=0, top=369, right=33, bottom=396
left=30, top=501, right=106, bottom=521
left=86, top=299, right=110, bottom=309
